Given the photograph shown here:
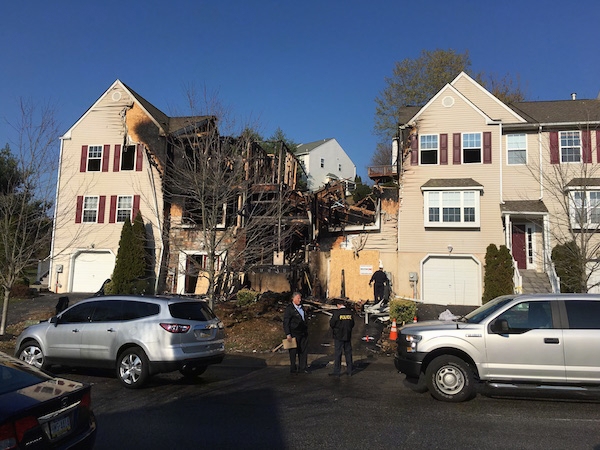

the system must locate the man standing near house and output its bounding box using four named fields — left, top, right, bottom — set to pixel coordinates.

left=369, top=263, right=389, bottom=304
left=329, top=298, right=355, bottom=376
left=283, top=292, right=310, bottom=374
